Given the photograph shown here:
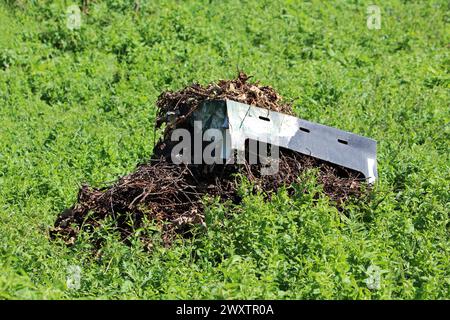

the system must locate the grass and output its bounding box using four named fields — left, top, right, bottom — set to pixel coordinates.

left=0, top=0, right=449, bottom=299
